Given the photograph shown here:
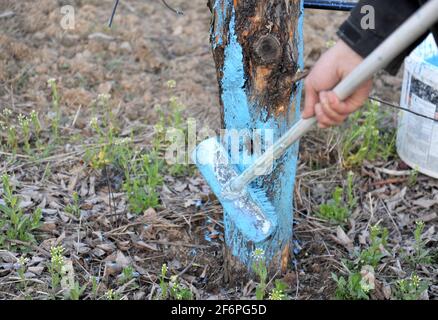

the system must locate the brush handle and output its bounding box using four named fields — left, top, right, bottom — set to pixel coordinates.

left=229, top=0, right=438, bottom=193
